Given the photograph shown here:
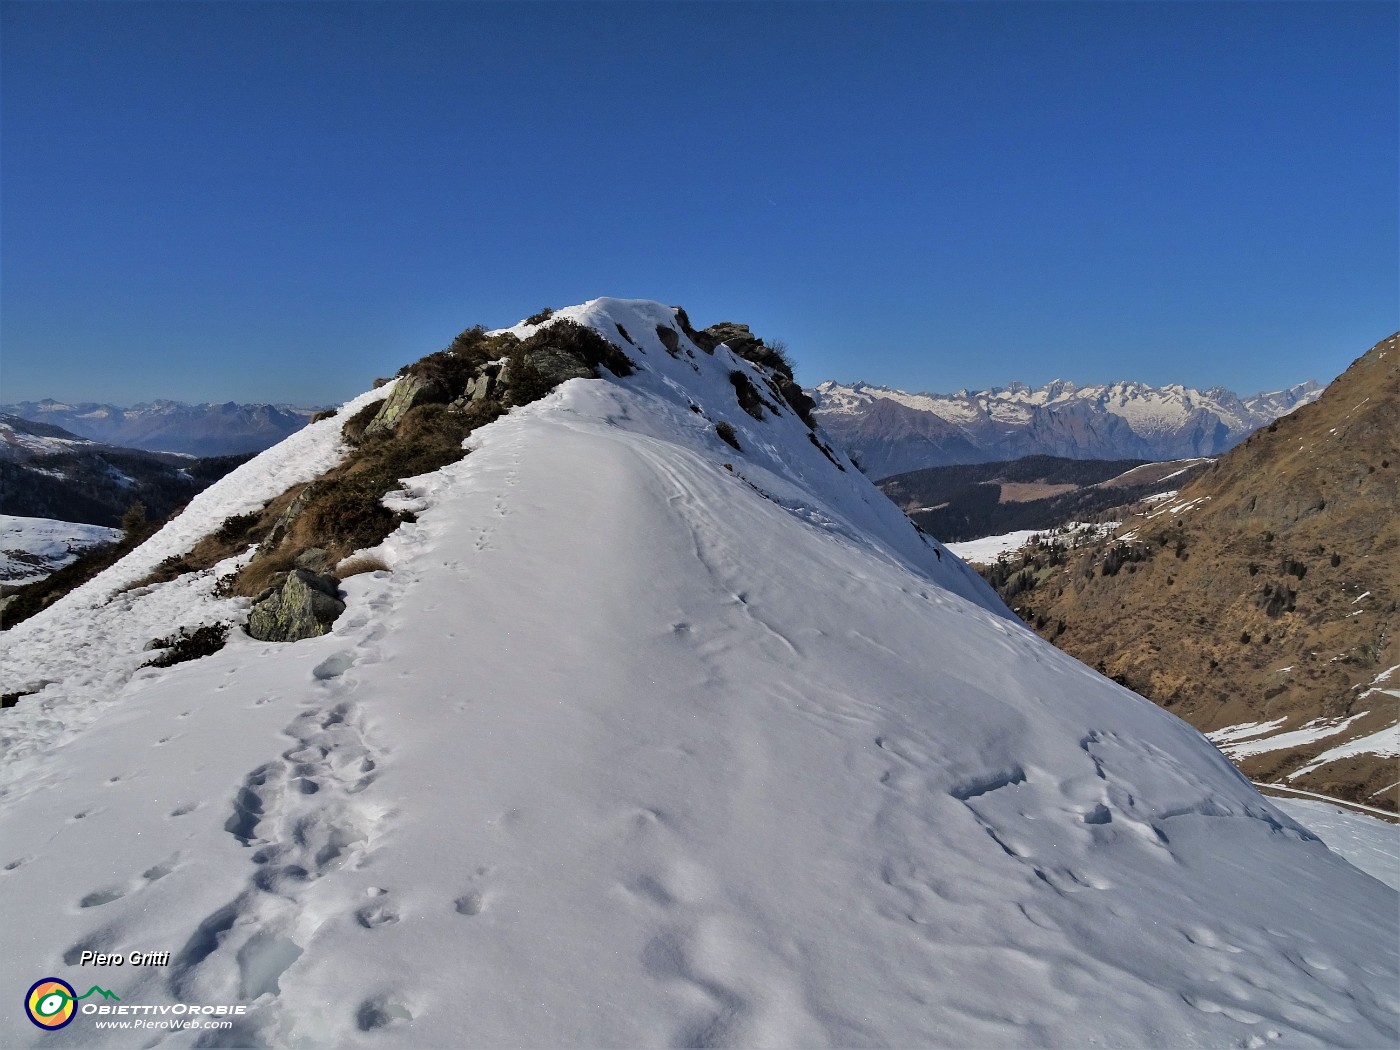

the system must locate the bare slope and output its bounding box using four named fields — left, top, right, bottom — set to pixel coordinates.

left=988, top=334, right=1399, bottom=811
